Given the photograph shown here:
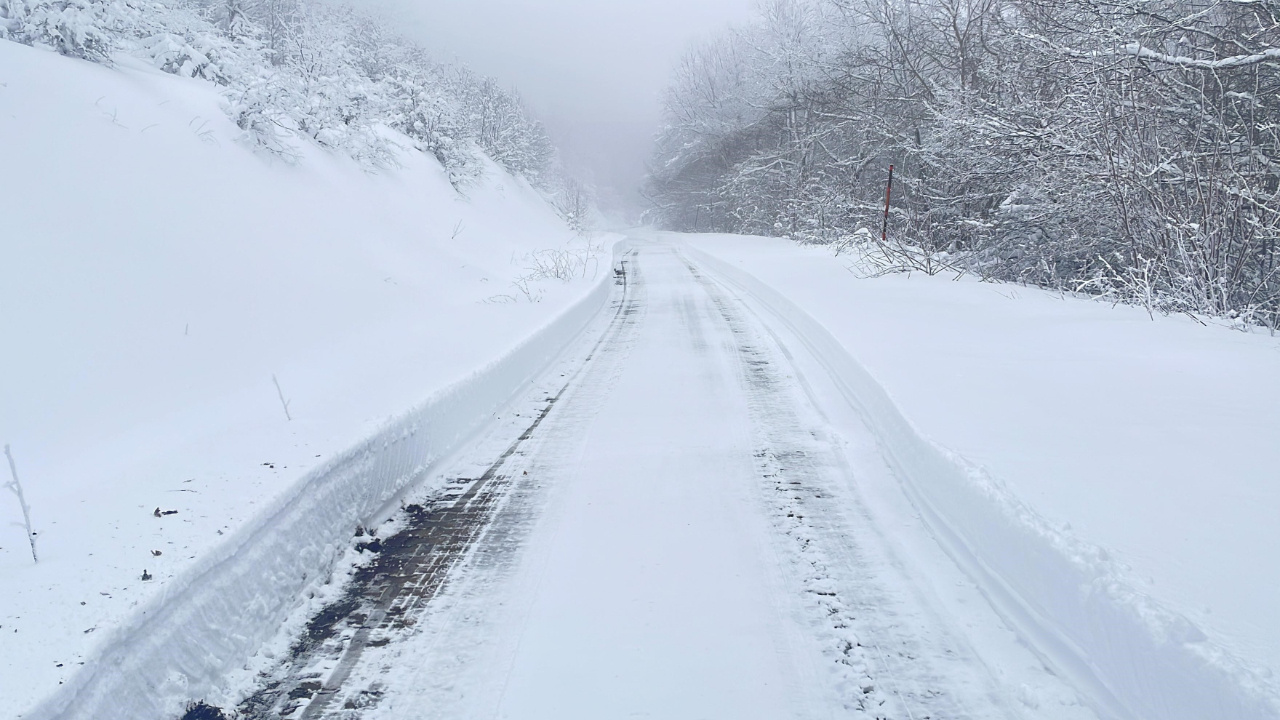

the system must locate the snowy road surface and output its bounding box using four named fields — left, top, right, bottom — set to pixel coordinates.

left=241, top=241, right=1101, bottom=719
